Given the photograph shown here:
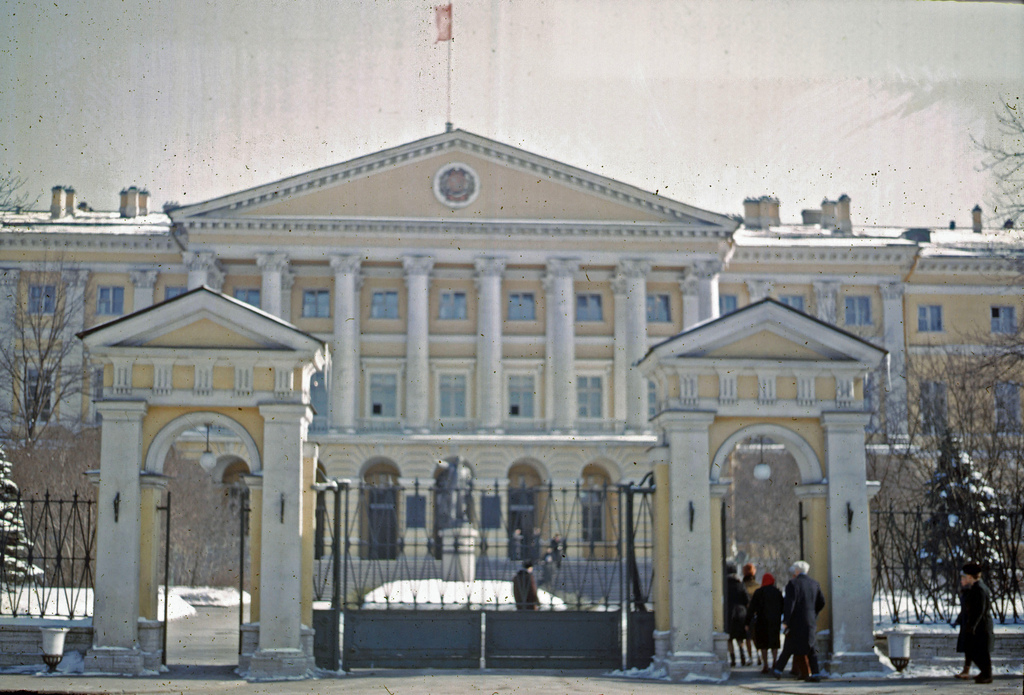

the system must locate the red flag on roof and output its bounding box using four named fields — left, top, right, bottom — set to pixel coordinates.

left=435, top=4, right=452, bottom=42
